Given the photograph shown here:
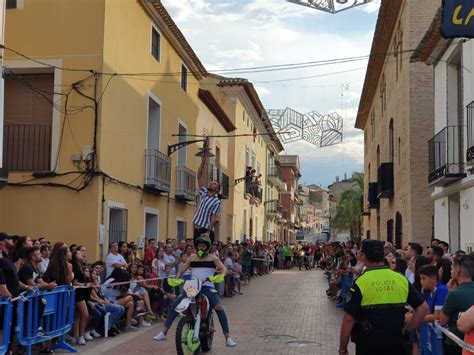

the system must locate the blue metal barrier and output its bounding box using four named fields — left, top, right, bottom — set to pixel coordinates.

left=0, top=297, right=13, bottom=355
left=16, top=286, right=76, bottom=355
left=419, top=322, right=444, bottom=355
